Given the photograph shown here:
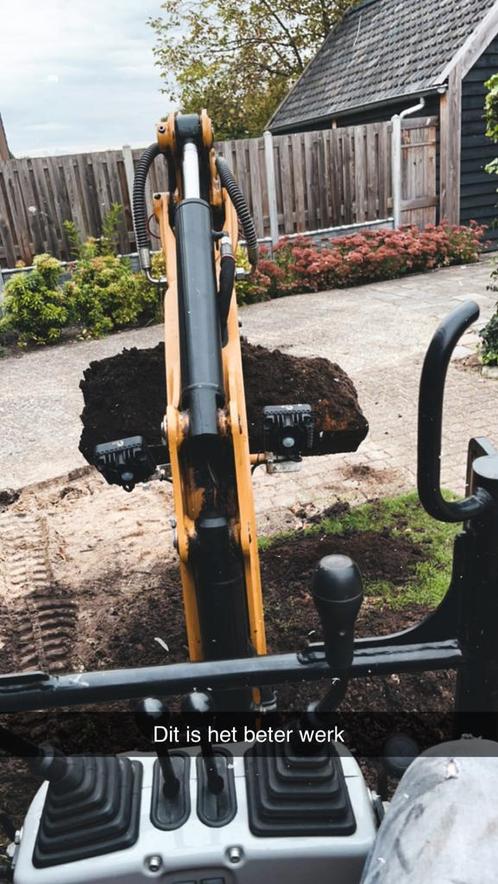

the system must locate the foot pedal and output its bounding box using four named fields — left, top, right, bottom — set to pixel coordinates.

left=94, top=436, right=155, bottom=492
